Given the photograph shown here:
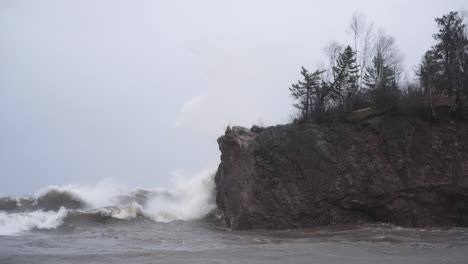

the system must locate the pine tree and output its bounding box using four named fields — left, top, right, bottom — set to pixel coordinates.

left=363, top=52, right=397, bottom=107
left=433, top=11, right=467, bottom=112
left=418, top=49, right=445, bottom=119
left=418, top=49, right=445, bottom=96
left=289, top=67, right=323, bottom=120
left=418, top=11, right=468, bottom=116
left=332, top=46, right=360, bottom=112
